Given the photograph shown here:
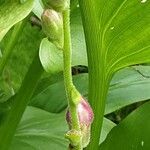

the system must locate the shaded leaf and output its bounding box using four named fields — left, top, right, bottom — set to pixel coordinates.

left=100, top=118, right=116, bottom=144
left=30, top=73, right=88, bottom=113
left=100, top=101, right=150, bottom=150
left=31, top=66, right=150, bottom=115
left=106, top=65, right=150, bottom=114
left=11, top=106, right=115, bottom=149
left=11, top=106, right=68, bottom=150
